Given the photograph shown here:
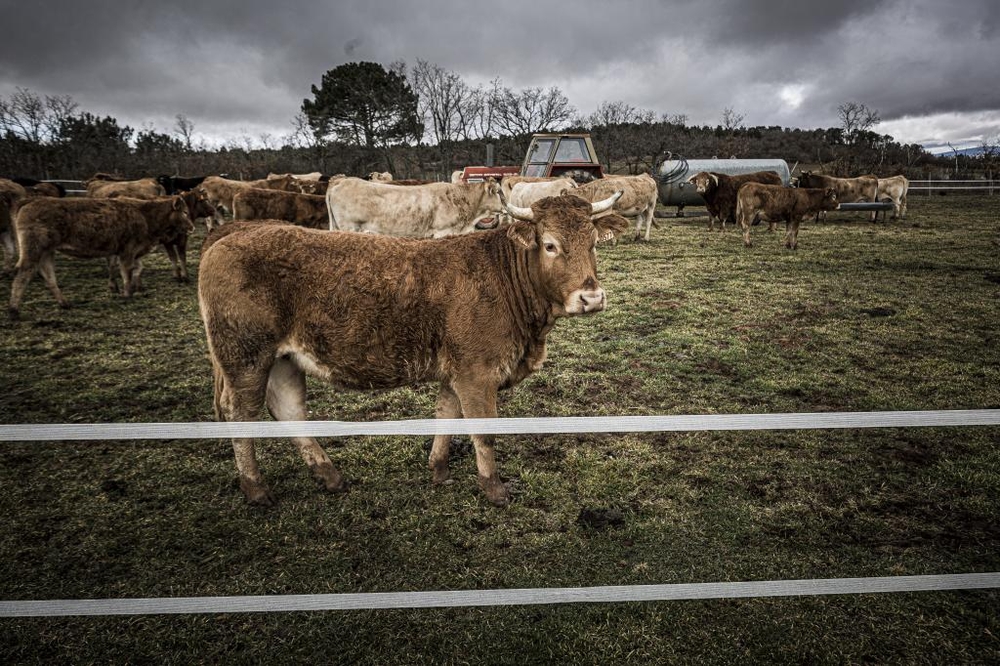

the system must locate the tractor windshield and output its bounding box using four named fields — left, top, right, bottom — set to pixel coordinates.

left=554, top=138, right=590, bottom=163
left=526, top=138, right=556, bottom=164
